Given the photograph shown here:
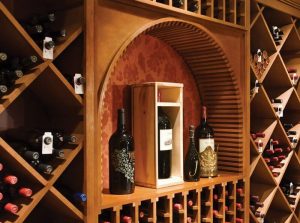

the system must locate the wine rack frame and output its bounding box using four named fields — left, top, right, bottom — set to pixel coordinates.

left=250, top=0, right=300, bottom=222
left=0, top=0, right=87, bottom=222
